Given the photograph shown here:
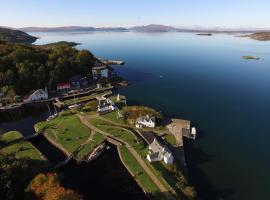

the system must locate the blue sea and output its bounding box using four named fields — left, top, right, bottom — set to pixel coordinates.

left=33, top=31, right=270, bottom=200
